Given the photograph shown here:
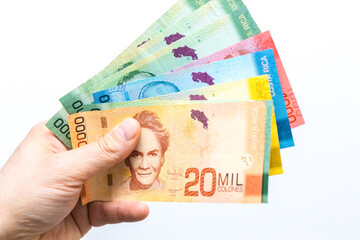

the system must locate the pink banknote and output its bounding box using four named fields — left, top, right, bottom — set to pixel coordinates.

left=174, top=31, right=304, bottom=128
